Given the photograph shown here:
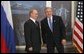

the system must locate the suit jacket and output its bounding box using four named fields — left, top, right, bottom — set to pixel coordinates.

left=24, top=19, right=41, bottom=51
left=41, top=15, right=66, bottom=44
